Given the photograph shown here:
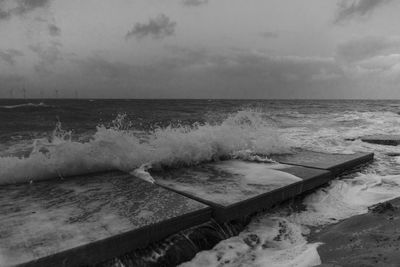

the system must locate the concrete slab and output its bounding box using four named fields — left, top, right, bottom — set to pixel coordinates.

left=0, top=171, right=211, bottom=267
left=360, top=135, right=400, bottom=146
left=271, top=151, right=374, bottom=175
left=153, top=160, right=332, bottom=222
